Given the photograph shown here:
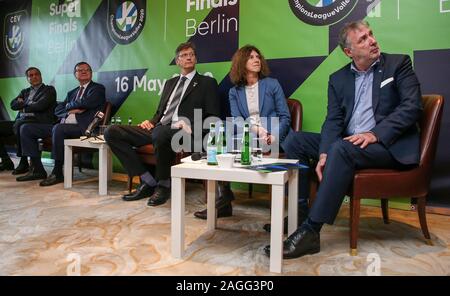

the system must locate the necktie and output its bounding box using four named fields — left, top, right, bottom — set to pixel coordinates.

left=75, top=86, right=84, bottom=101
left=61, top=86, right=84, bottom=124
left=160, top=76, right=187, bottom=125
